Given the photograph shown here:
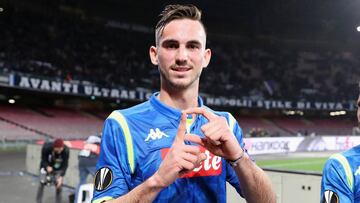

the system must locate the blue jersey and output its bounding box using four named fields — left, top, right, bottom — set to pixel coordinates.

left=321, top=145, right=360, bottom=203
left=92, top=92, right=245, bottom=203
